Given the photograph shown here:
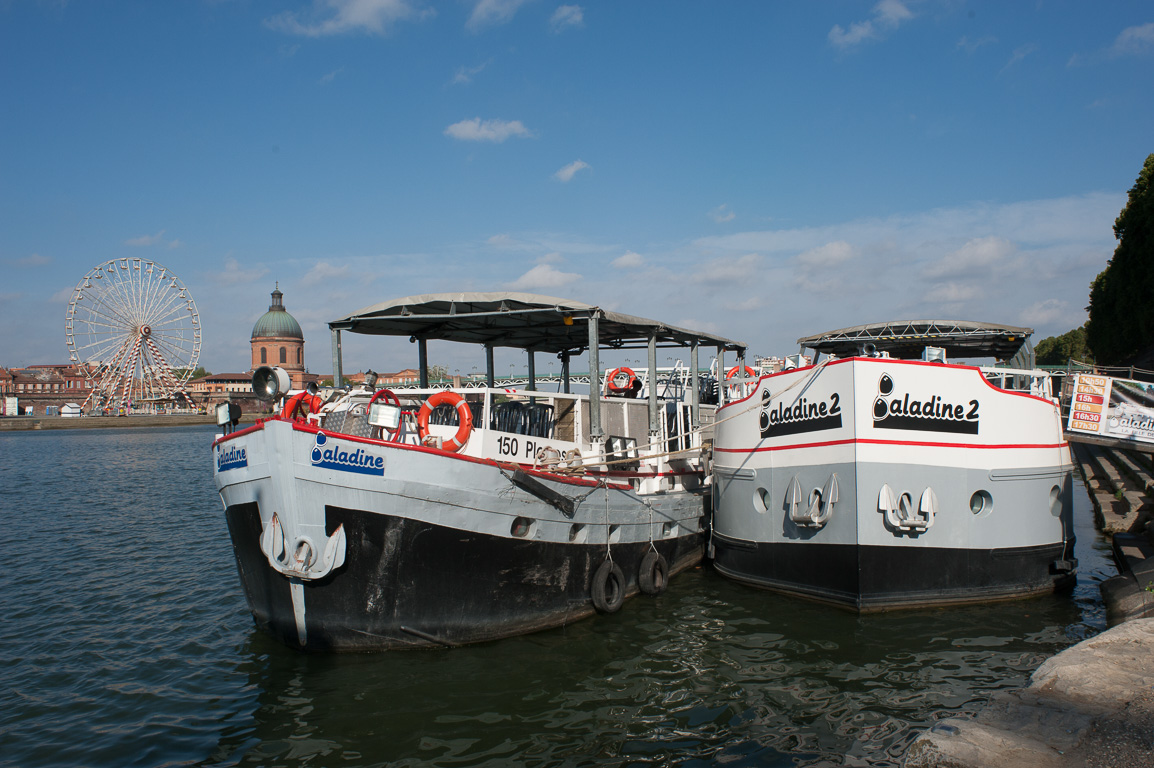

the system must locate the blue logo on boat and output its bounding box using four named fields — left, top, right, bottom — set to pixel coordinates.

left=217, top=444, right=248, bottom=472
left=311, top=431, right=384, bottom=476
